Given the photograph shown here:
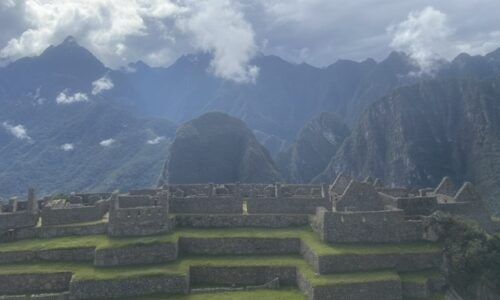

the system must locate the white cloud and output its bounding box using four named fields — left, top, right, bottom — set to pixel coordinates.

left=99, top=138, right=115, bottom=147
left=147, top=136, right=165, bottom=145
left=0, top=0, right=15, bottom=9
left=177, top=0, right=259, bottom=82
left=56, top=91, right=89, bottom=104
left=60, top=143, right=74, bottom=151
left=92, top=76, right=114, bottom=95
left=388, top=6, right=454, bottom=74
left=0, top=0, right=258, bottom=83
left=2, top=122, right=32, bottom=142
